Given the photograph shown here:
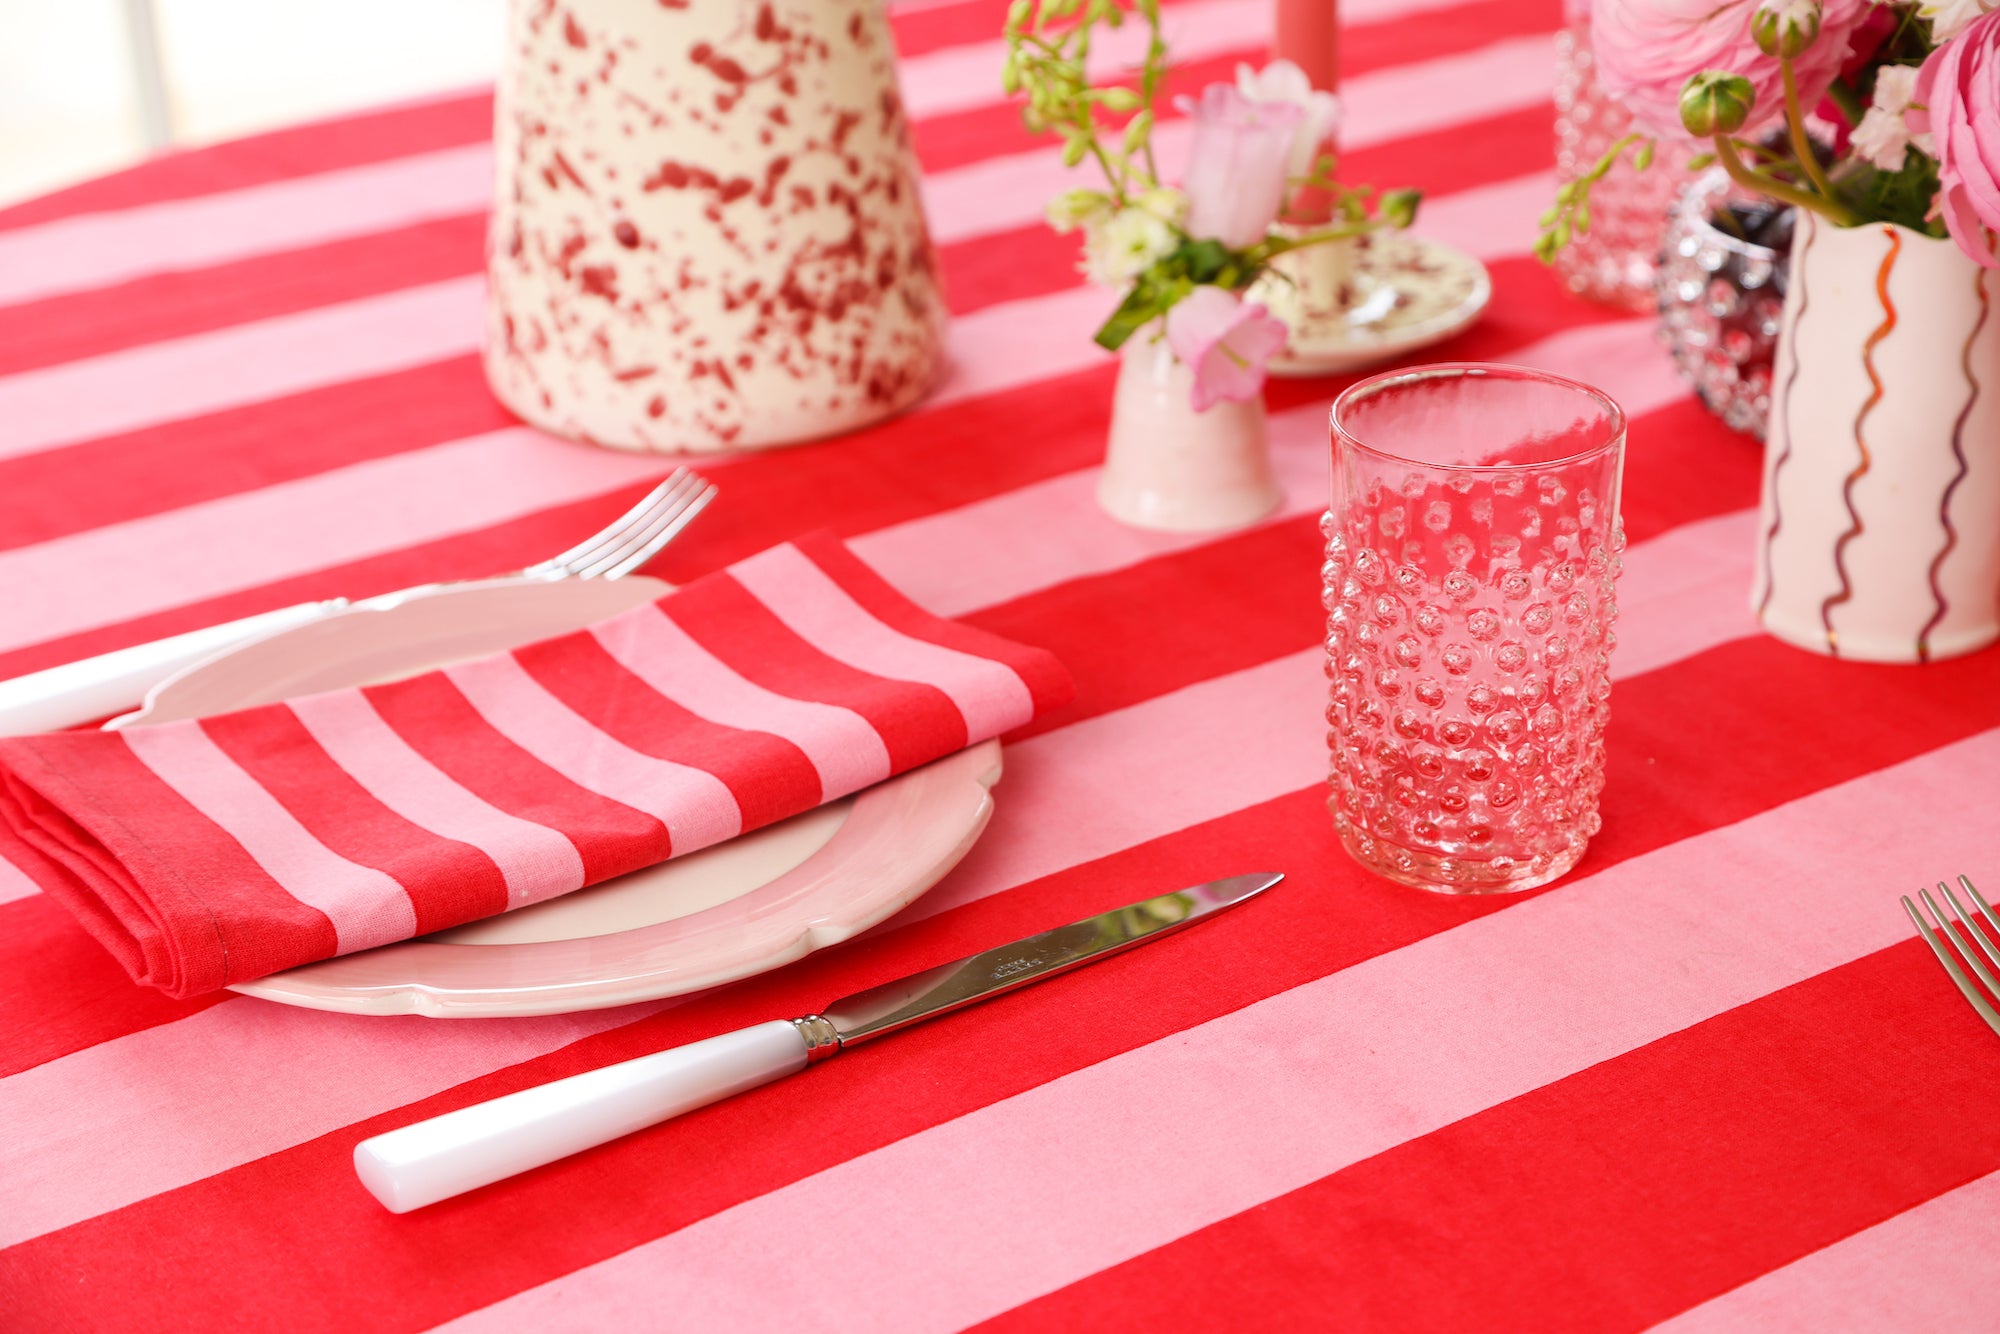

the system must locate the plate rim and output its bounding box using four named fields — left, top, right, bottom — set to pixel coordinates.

left=116, top=575, right=1003, bottom=1017
left=1264, top=233, right=1494, bottom=378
